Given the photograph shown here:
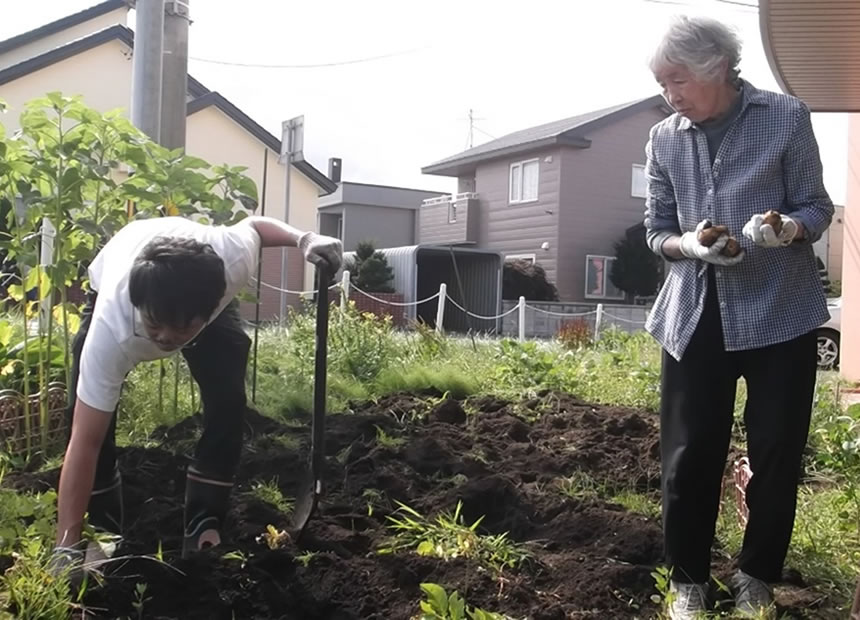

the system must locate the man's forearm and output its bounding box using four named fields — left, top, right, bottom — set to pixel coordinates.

left=56, top=441, right=99, bottom=547
left=246, top=216, right=305, bottom=248
left=659, top=235, right=685, bottom=260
